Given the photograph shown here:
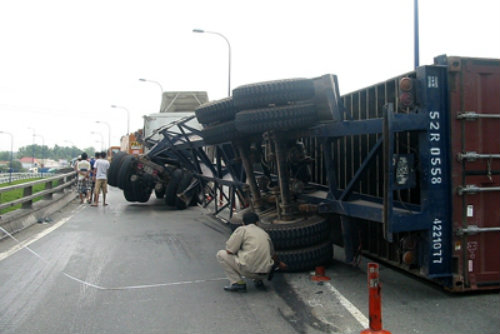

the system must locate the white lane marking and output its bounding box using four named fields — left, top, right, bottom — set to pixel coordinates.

left=0, top=216, right=73, bottom=262
left=324, top=281, right=369, bottom=328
